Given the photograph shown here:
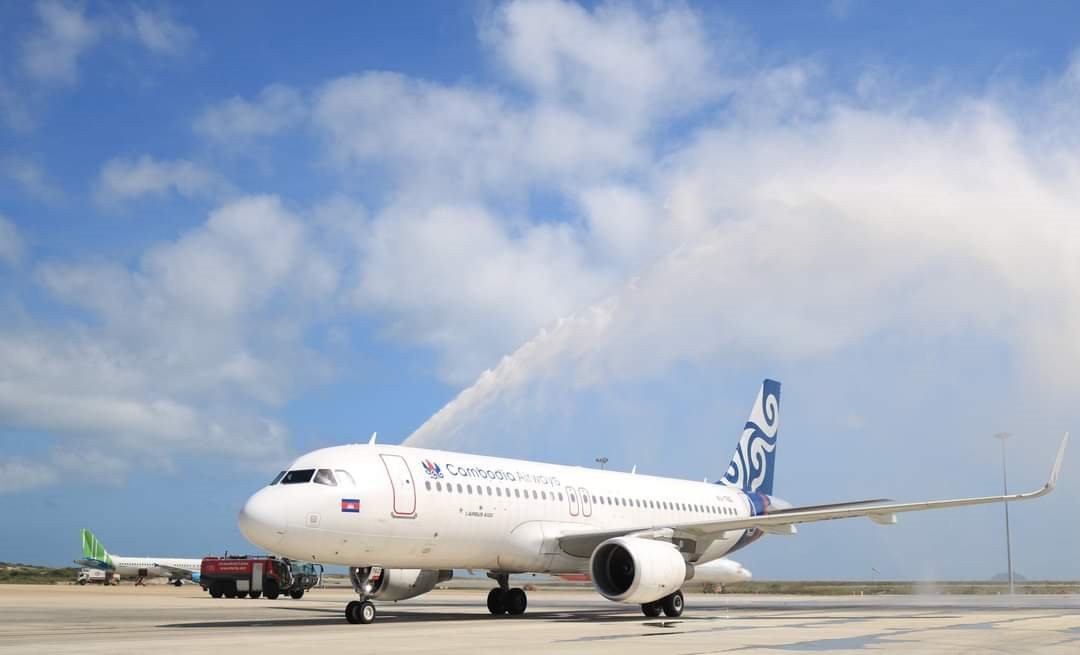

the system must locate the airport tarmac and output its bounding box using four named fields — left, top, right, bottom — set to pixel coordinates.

left=1, top=585, right=1078, bottom=654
